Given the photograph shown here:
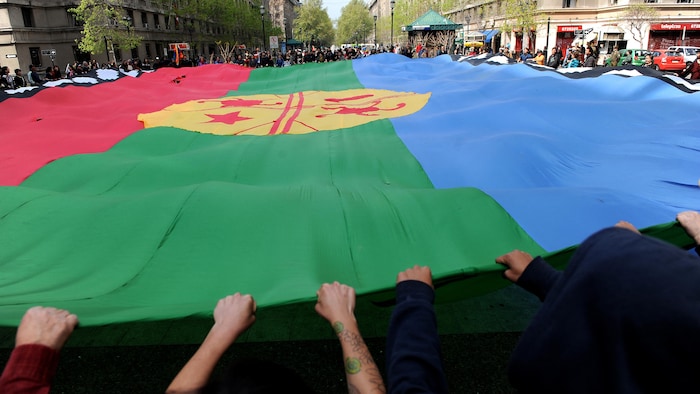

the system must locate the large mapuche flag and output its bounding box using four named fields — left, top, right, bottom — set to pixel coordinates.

left=0, top=54, right=698, bottom=325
